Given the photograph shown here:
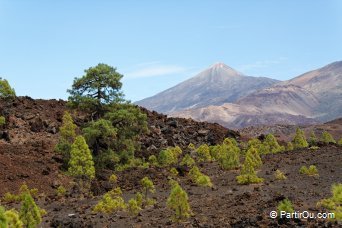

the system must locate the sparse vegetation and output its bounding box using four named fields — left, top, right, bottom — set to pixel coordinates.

left=140, top=177, right=156, bottom=208
left=321, top=131, right=336, bottom=144
left=2, top=184, right=39, bottom=203
left=277, top=198, right=294, bottom=214
left=93, top=187, right=126, bottom=214
left=0, top=77, right=16, bottom=99
left=292, top=128, right=309, bottom=149
left=56, top=186, right=67, bottom=198
left=188, top=166, right=213, bottom=187
left=19, top=193, right=42, bottom=228
left=236, top=151, right=264, bottom=185
left=317, top=183, right=342, bottom=220
left=196, top=144, right=211, bottom=162
left=308, top=130, right=318, bottom=146
left=217, top=138, right=240, bottom=170
left=299, top=165, right=319, bottom=176
left=167, top=181, right=192, bottom=222
left=263, top=134, right=284, bottom=153
left=274, top=169, right=287, bottom=180
left=180, top=154, right=195, bottom=167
